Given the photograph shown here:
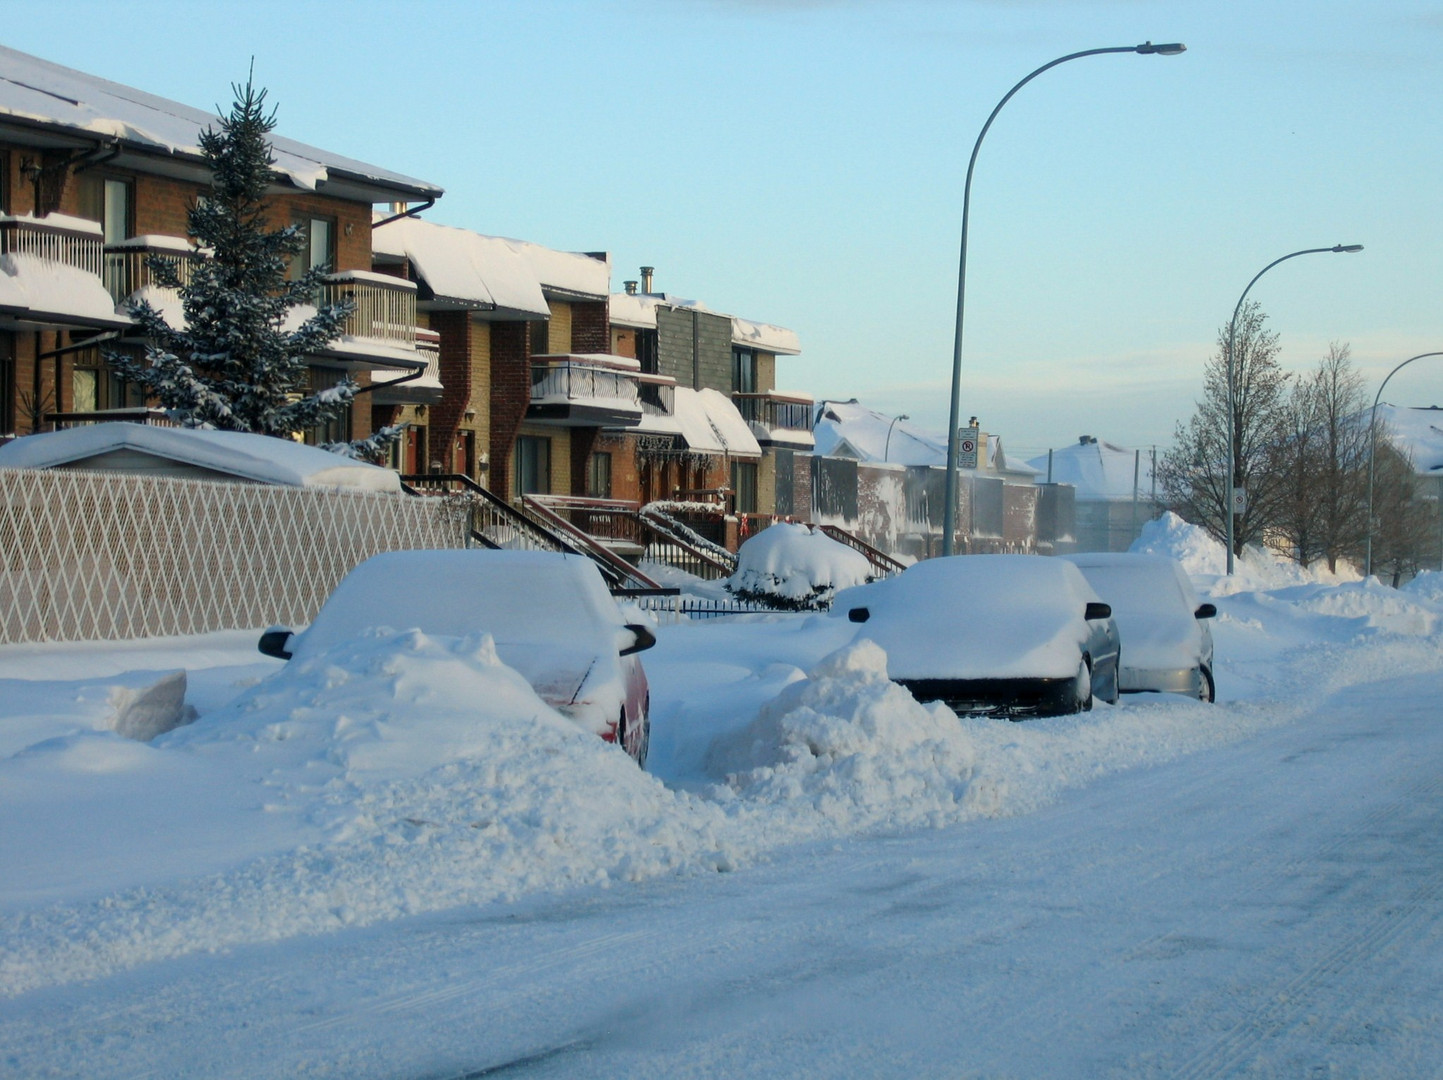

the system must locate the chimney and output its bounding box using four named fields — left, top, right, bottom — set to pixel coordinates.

left=623, top=280, right=638, bottom=295
left=640, top=266, right=654, bottom=294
